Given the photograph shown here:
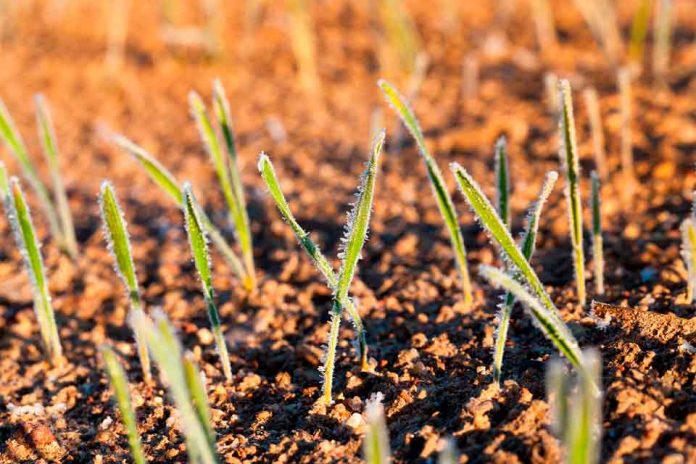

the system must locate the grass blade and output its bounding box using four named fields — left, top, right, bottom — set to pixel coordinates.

left=112, top=134, right=250, bottom=289
left=321, top=130, right=384, bottom=405
left=3, top=177, right=62, bottom=365
left=492, top=171, right=558, bottom=384
left=628, top=0, right=651, bottom=70
left=379, top=79, right=473, bottom=305
left=100, top=345, right=147, bottom=464
left=0, top=161, right=8, bottom=193
left=617, top=68, right=635, bottom=187
left=494, top=137, right=510, bottom=228
left=558, top=79, right=586, bottom=306
left=582, top=88, right=607, bottom=180
left=479, top=265, right=582, bottom=369
left=681, top=218, right=696, bottom=303
left=99, top=181, right=151, bottom=382
left=183, top=184, right=232, bottom=381
left=363, top=393, right=390, bottom=464
left=450, top=163, right=562, bottom=324
left=33, top=95, right=78, bottom=258
left=652, top=0, right=673, bottom=86
left=130, top=310, right=219, bottom=464
left=0, top=99, right=65, bottom=251
left=211, top=80, right=255, bottom=285
left=590, top=172, right=604, bottom=295
left=258, top=153, right=369, bottom=369
left=183, top=352, right=215, bottom=445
